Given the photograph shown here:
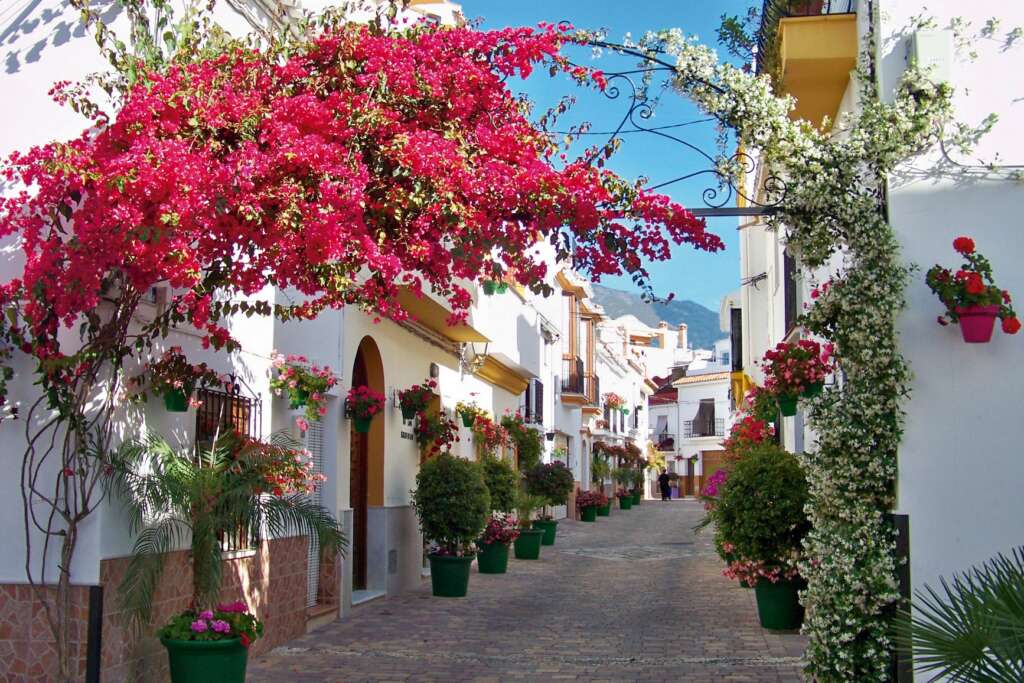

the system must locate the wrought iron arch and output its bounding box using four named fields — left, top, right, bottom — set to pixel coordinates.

left=551, top=37, right=787, bottom=217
